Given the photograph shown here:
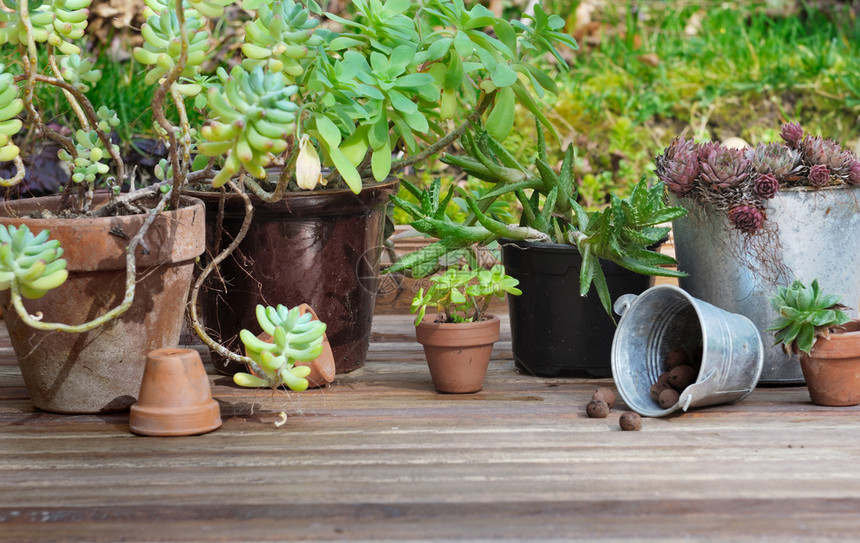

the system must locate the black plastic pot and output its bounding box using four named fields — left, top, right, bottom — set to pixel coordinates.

left=188, top=179, right=398, bottom=375
left=501, top=239, right=655, bottom=378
